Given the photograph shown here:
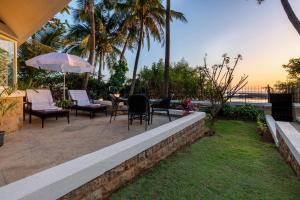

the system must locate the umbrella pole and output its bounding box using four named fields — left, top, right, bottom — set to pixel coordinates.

left=63, top=73, right=66, bottom=100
